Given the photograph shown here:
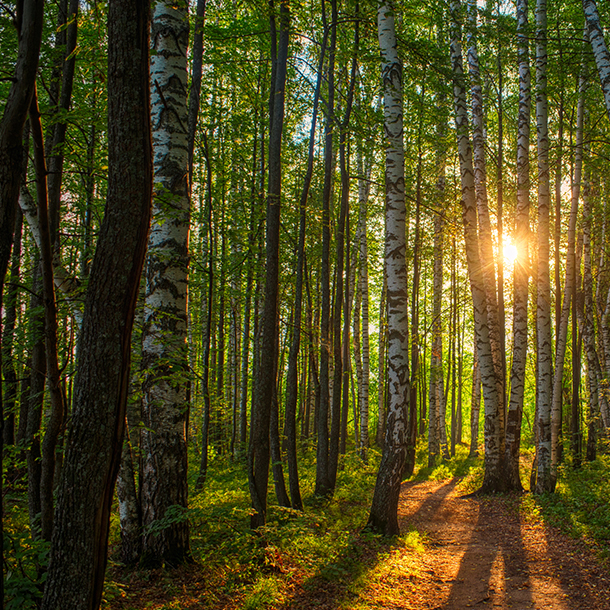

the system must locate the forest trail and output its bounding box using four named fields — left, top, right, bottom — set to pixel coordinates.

left=284, top=479, right=610, bottom=610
